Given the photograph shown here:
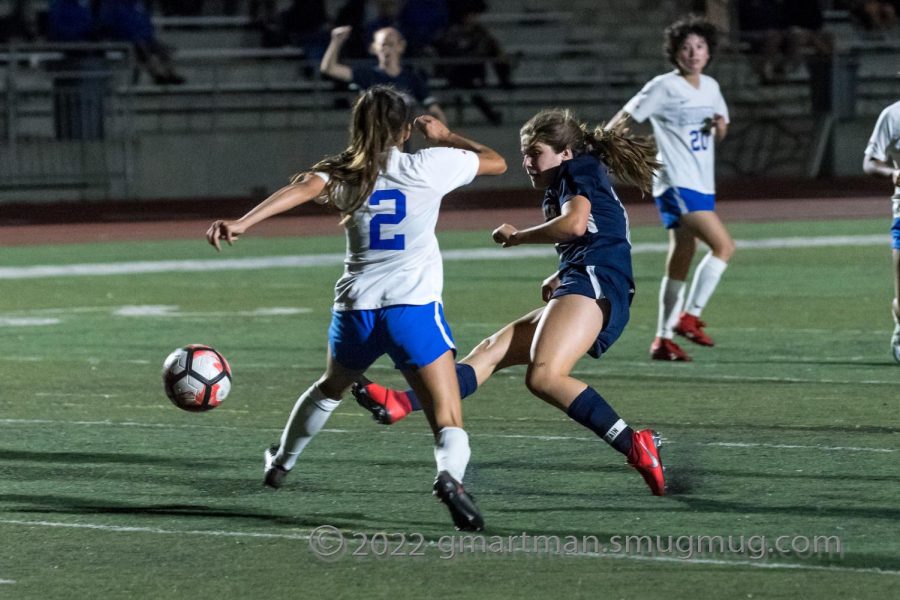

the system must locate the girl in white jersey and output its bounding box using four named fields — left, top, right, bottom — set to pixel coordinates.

left=608, top=15, right=734, bottom=362
left=205, top=85, right=507, bottom=530
left=862, top=99, right=900, bottom=362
